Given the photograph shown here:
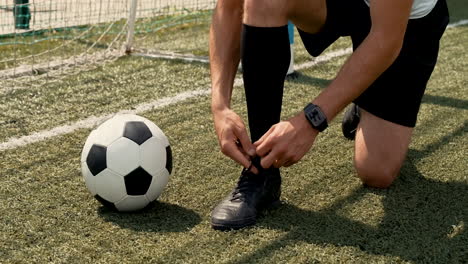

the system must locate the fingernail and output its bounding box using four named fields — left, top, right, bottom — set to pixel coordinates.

left=248, top=149, right=255, bottom=156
